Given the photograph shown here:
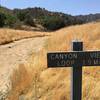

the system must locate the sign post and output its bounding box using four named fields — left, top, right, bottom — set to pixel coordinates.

left=71, top=41, right=83, bottom=100
left=47, top=41, right=100, bottom=100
